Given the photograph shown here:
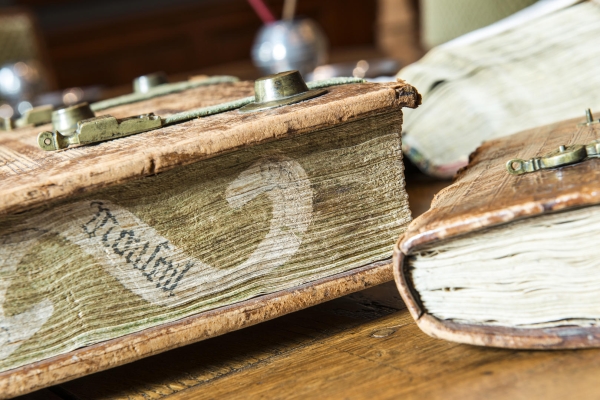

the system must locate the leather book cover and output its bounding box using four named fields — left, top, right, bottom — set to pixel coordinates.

left=393, top=114, right=600, bottom=349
